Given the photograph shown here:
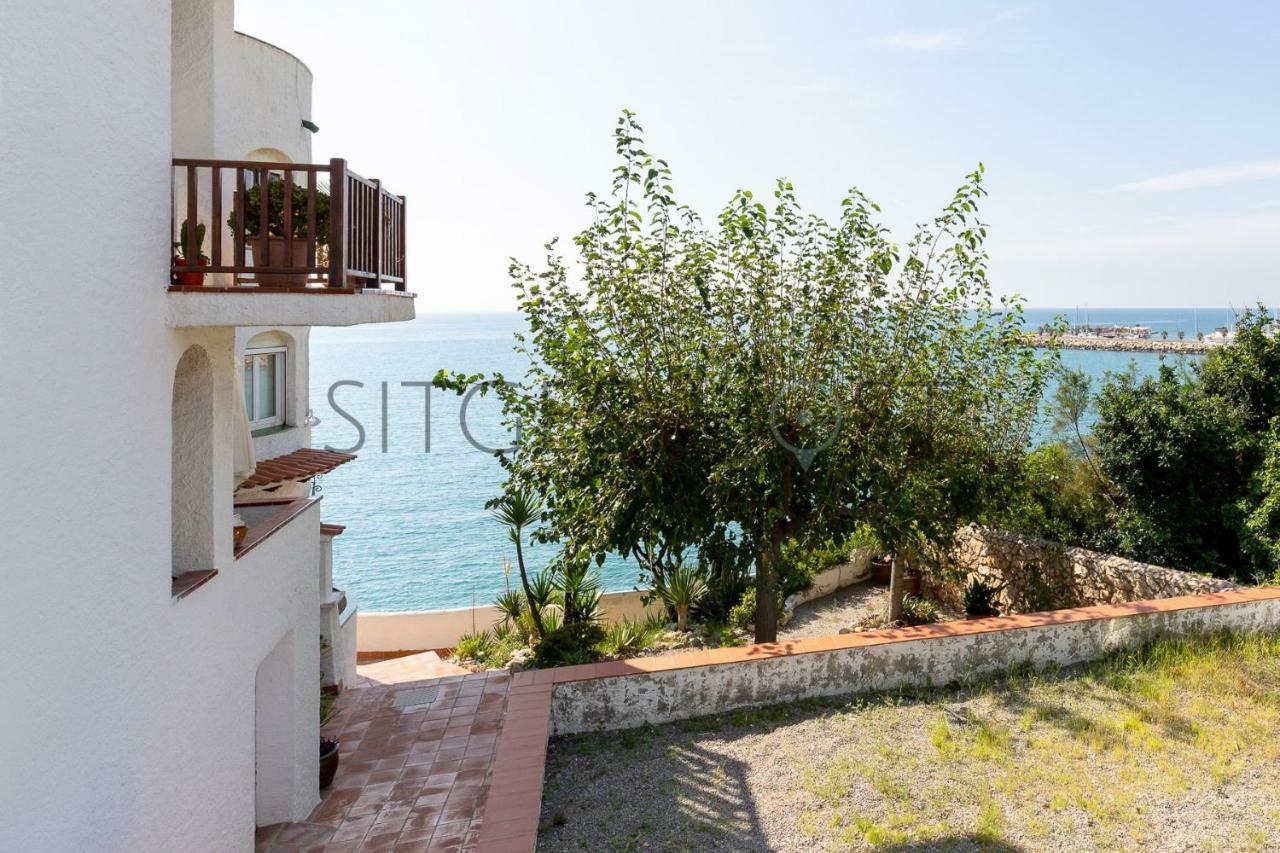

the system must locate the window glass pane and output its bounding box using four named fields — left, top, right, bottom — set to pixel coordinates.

left=255, top=354, right=277, bottom=419
left=243, top=359, right=254, bottom=419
